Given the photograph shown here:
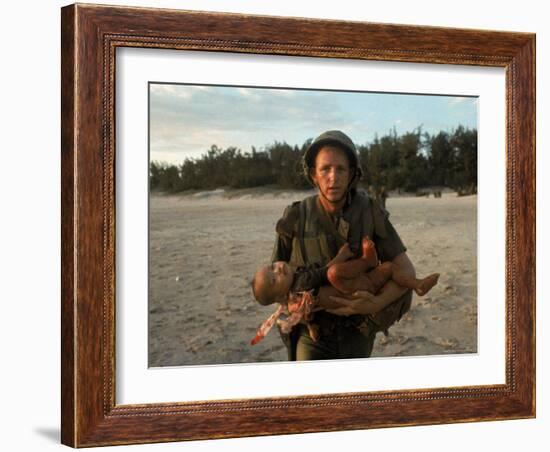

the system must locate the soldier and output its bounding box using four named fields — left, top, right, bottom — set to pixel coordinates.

left=272, top=130, right=416, bottom=360
left=378, top=185, right=388, bottom=208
